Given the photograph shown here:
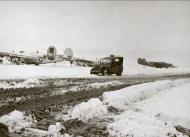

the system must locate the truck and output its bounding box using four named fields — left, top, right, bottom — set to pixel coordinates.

left=90, top=55, right=123, bottom=76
